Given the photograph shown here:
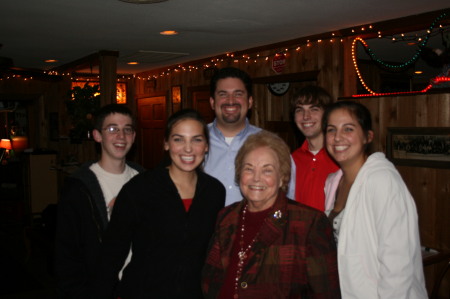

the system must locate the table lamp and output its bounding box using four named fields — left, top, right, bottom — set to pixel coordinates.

left=0, top=138, right=12, bottom=163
